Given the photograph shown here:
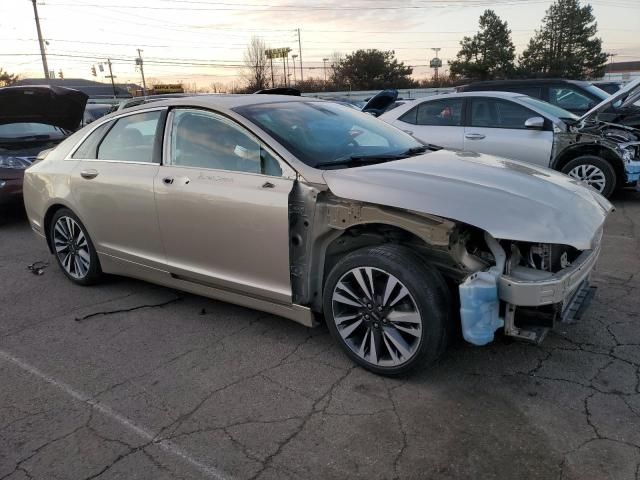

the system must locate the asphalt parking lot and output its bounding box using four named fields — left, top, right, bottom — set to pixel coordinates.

left=1, top=192, right=639, bottom=480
